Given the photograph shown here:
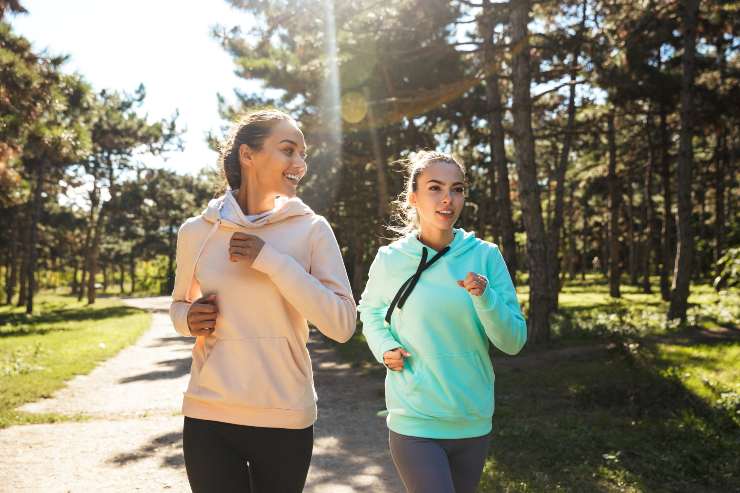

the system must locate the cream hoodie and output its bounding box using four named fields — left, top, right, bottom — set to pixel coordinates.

left=170, top=193, right=356, bottom=429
